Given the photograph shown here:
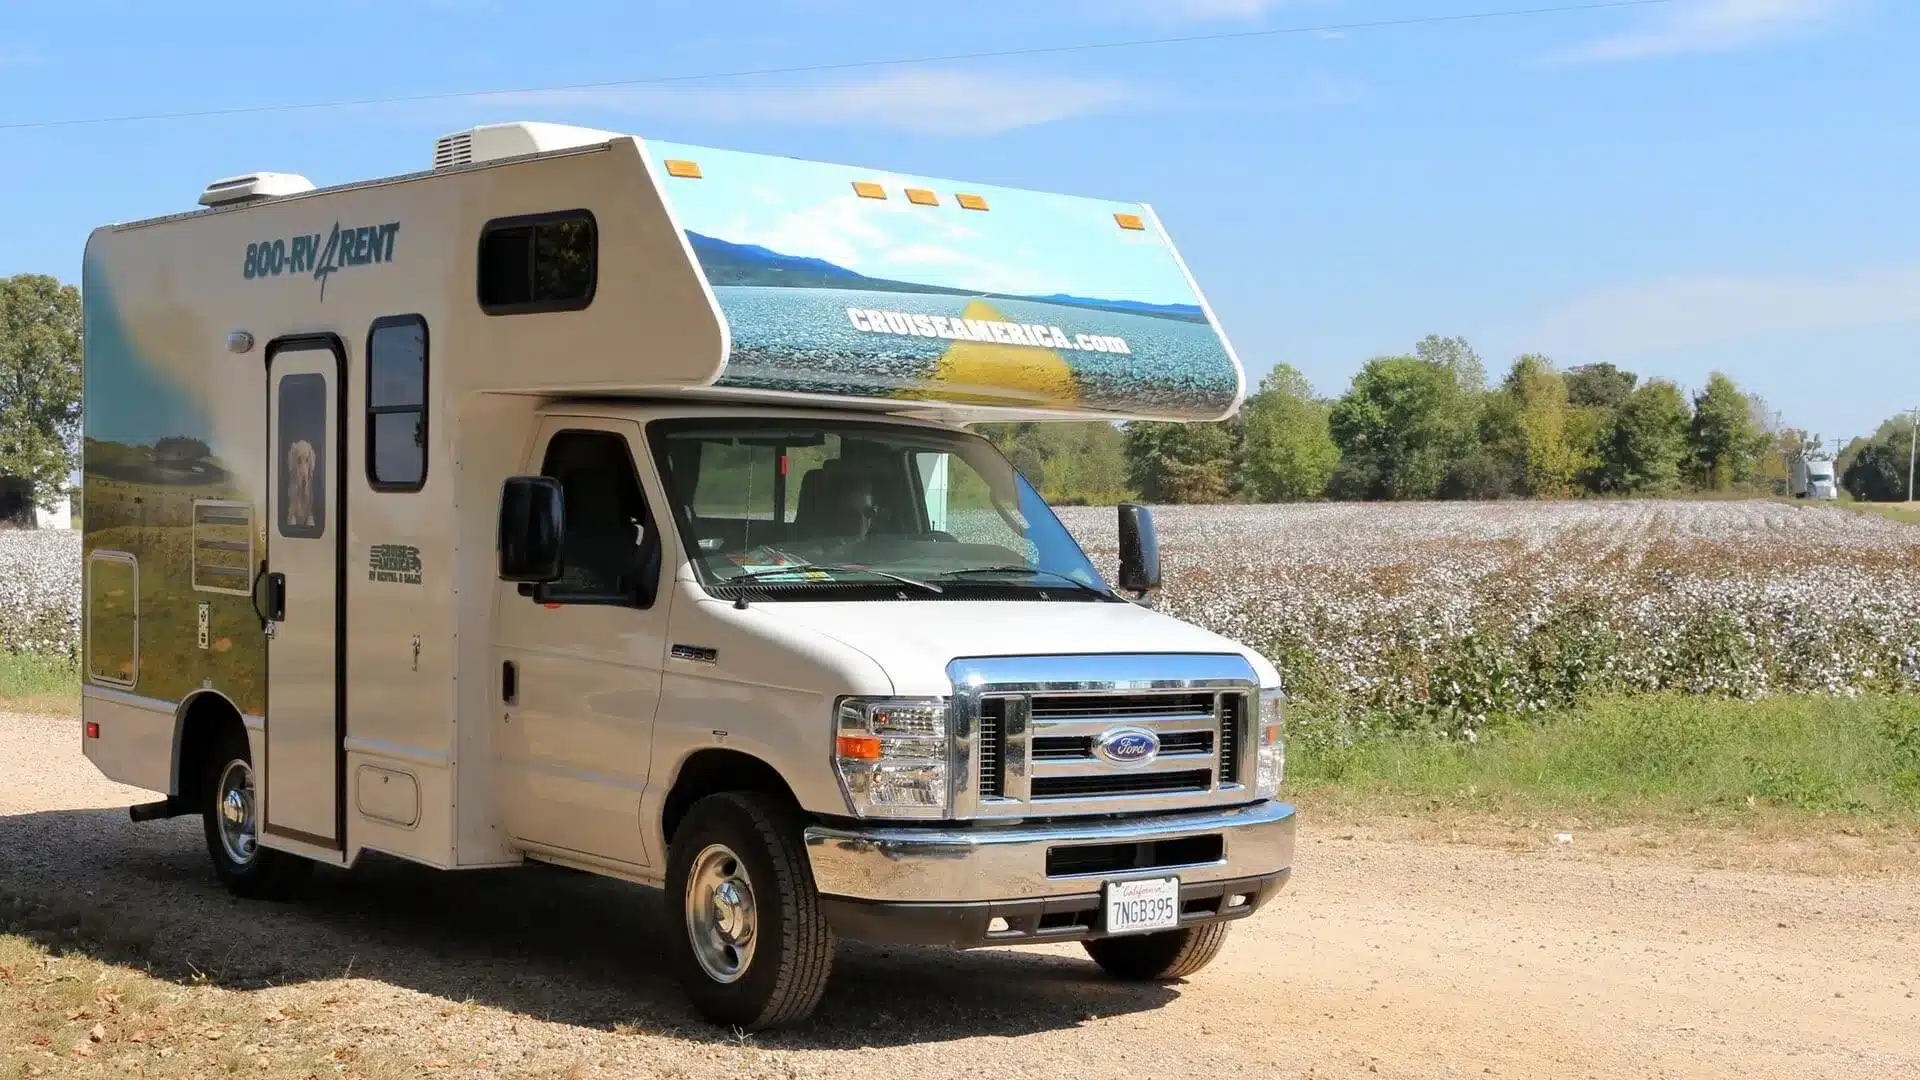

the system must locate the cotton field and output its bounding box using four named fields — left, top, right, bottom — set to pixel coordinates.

left=0, top=528, right=81, bottom=660
left=1057, top=501, right=1920, bottom=736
